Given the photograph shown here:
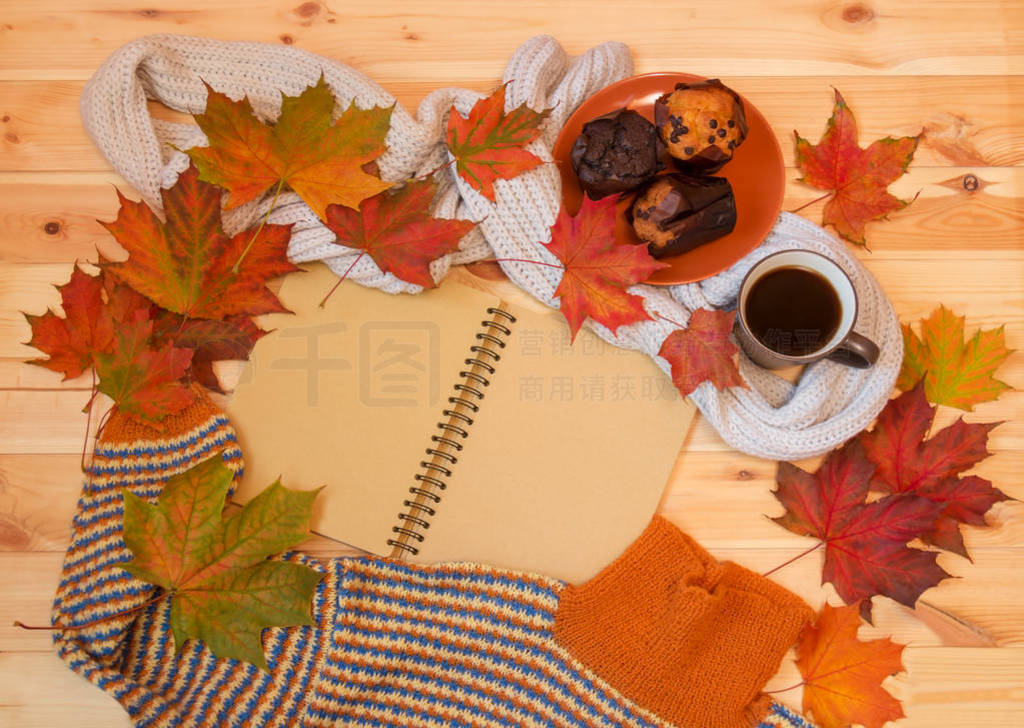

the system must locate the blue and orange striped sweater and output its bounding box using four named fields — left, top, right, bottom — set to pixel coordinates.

left=52, top=393, right=815, bottom=727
